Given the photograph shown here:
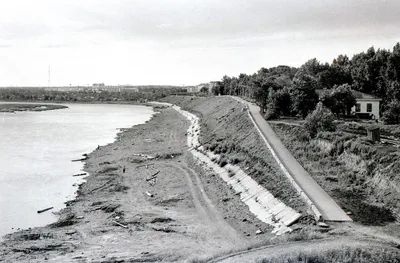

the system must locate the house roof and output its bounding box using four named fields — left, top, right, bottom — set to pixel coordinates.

left=315, top=89, right=381, bottom=101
